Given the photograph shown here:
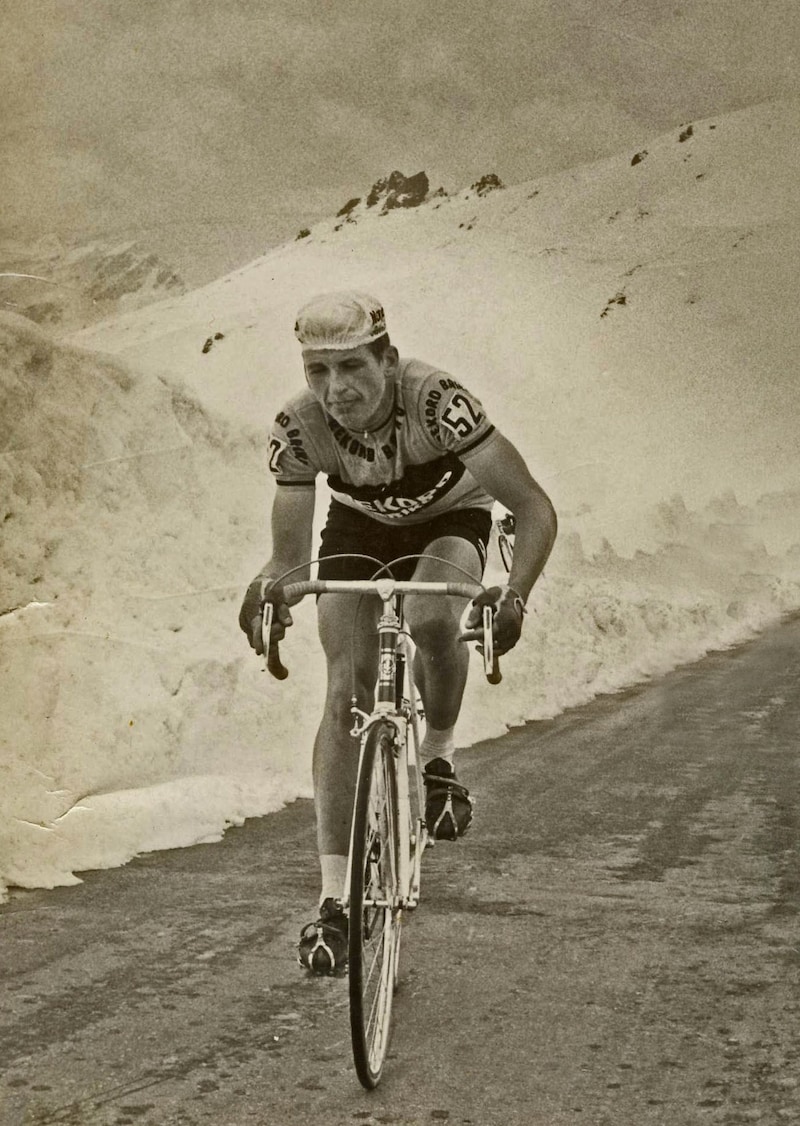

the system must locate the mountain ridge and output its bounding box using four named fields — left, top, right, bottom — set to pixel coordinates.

left=0, top=238, right=186, bottom=333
